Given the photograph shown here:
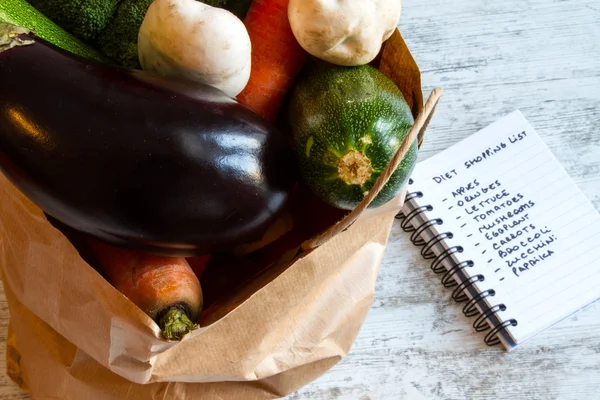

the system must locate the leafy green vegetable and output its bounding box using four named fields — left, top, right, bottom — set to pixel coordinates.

left=199, top=0, right=228, bottom=6
left=200, top=0, right=253, bottom=20
left=96, top=0, right=154, bottom=68
left=223, top=0, right=253, bottom=20
left=0, top=0, right=110, bottom=62
left=25, top=0, right=120, bottom=41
